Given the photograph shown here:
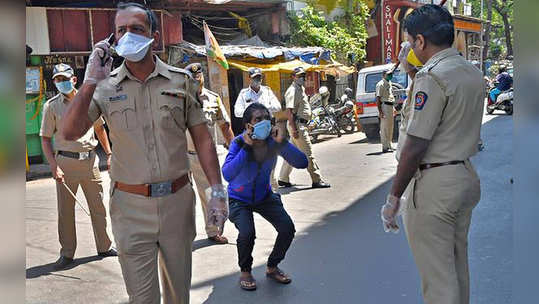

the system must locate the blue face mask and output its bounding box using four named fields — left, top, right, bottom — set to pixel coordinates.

left=251, top=120, right=272, bottom=140
left=55, top=81, right=74, bottom=94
